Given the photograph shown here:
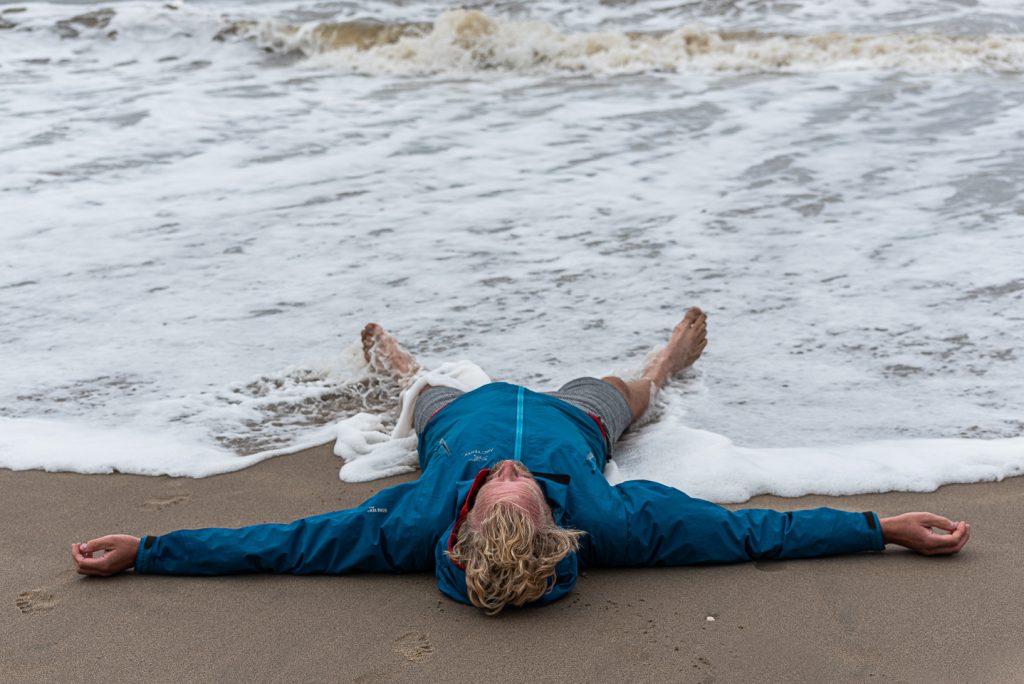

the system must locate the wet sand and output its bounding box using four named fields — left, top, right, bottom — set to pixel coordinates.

left=2, top=444, right=1022, bottom=683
